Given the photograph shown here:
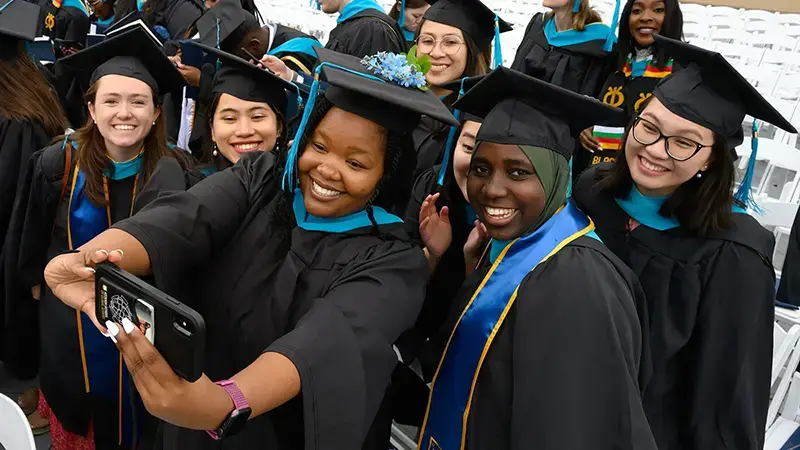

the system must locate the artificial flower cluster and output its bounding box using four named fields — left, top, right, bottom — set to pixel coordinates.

left=360, top=46, right=430, bottom=91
